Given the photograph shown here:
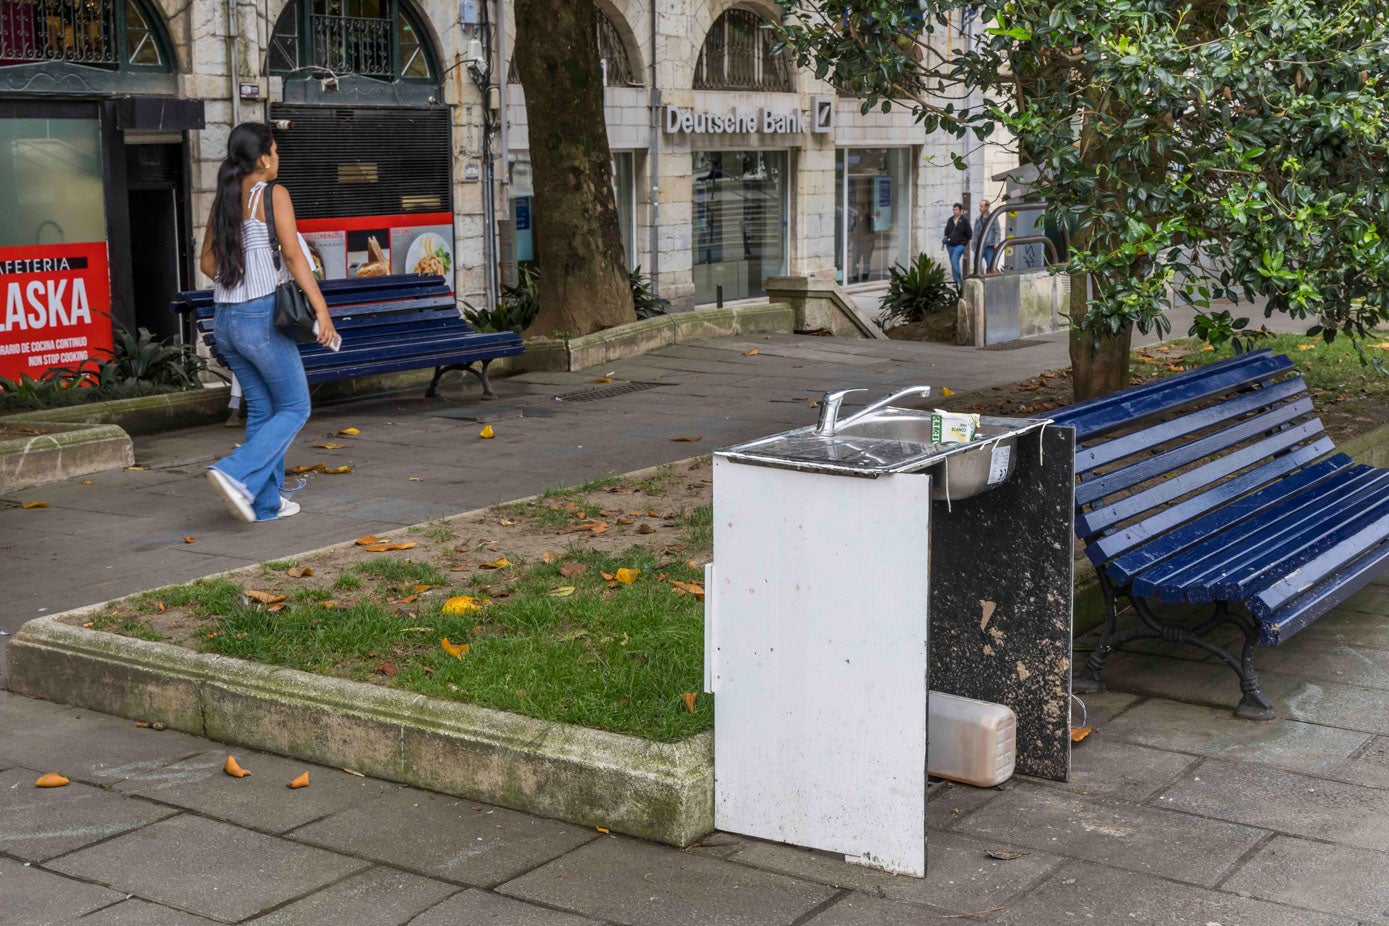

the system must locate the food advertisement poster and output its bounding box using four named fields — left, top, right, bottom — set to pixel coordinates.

left=0, top=242, right=114, bottom=382
left=296, top=213, right=453, bottom=290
